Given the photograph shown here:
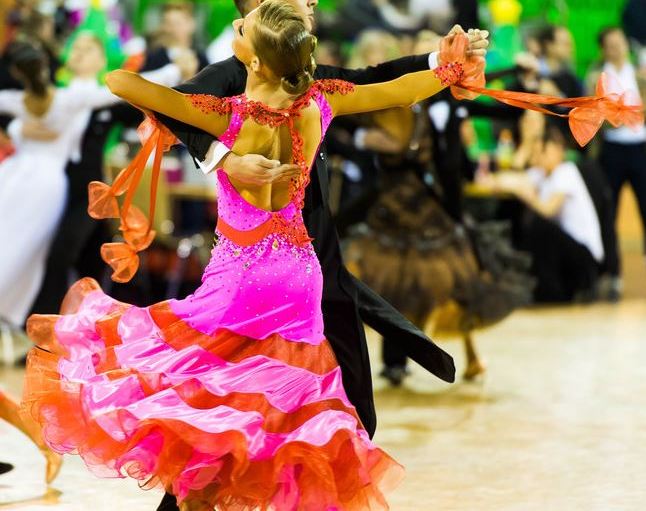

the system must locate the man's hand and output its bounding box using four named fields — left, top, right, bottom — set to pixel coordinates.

left=440, top=25, right=489, bottom=63
left=221, top=153, right=302, bottom=185
left=22, top=120, right=58, bottom=142
left=466, top=28, right=489, bottom=58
